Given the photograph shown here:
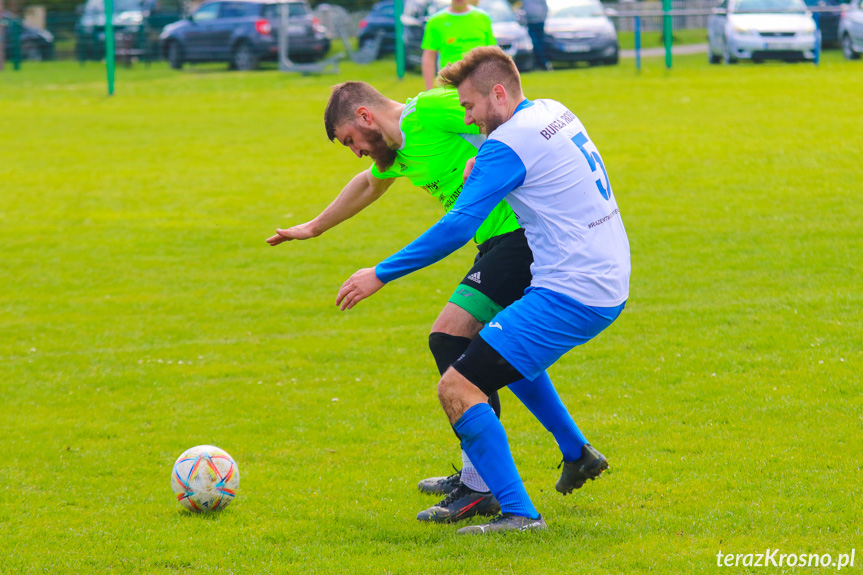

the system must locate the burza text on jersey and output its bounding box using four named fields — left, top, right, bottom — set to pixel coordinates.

left=539, top=111, right=577, bottom=141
